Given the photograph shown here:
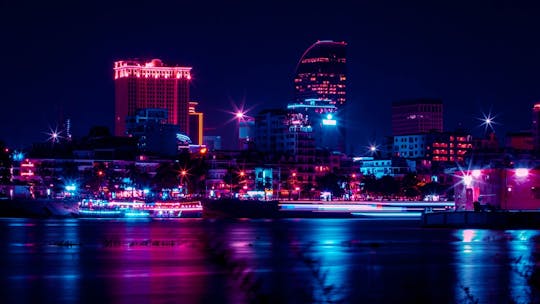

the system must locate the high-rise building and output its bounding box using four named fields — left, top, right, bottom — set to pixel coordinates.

left=292, top=40, right=347, bottom=152
left=391, top=99, right=443, bottom=136
left=287, top=99, right=343, bottom=151
left=532, top=103, right=540, bottom=152
left=294, top=40, right=347, bottom=106
left=114, top=59, right=191, bottom=137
